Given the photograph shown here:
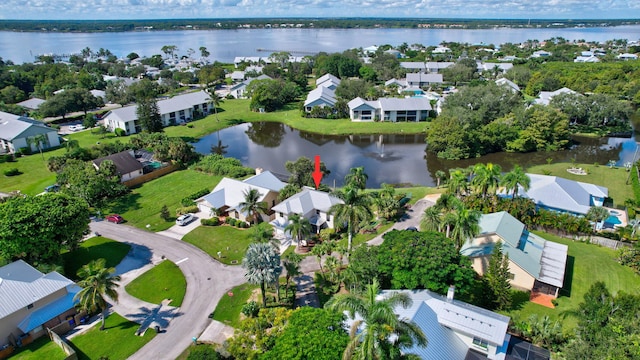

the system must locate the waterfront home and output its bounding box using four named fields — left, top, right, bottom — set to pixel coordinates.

left=348, top=97, right=432, bottom=122
left=195, top=170, right=285, bottom=223
left=304, top=86, right=338, bottom=113
left=534, top=87, right=578, bottom=106
left=270, top=187, right=343, bottom=236
left=103, top=90, right=211, bottom=134
left=461, top=211, right=568, bottom=299
left=92, top=150, right=144, bottom=183
left=0, top=260, right=81, bottom=350
left=432, top=45, right=451, bottom=54
left=228, top=74, right=272, bottom=99
left=0, top=111, right=60, bottom=154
